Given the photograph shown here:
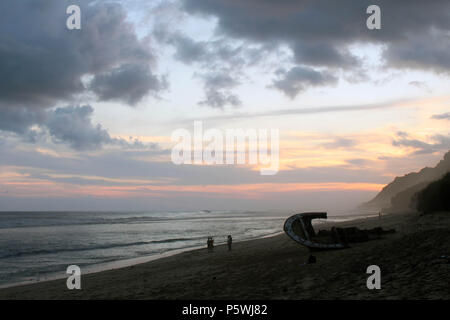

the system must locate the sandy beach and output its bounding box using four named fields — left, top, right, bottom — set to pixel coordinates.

left=0, top=211, right=448, bottom=300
